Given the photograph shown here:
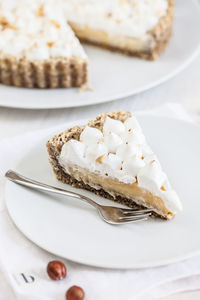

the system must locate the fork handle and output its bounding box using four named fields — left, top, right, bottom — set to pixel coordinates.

left=5, top=170, right=100, bottom=209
